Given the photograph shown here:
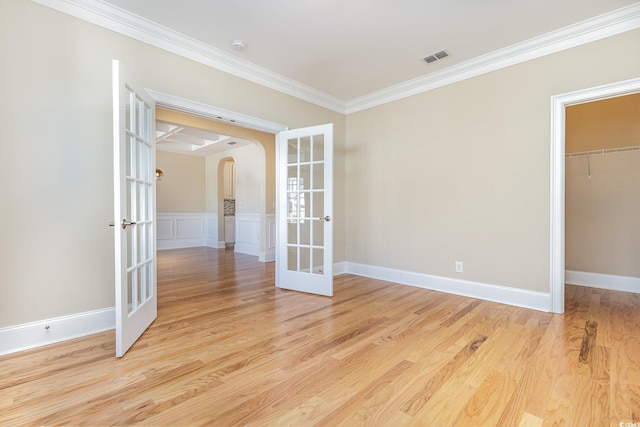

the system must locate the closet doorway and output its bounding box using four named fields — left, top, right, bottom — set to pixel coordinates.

left=564, top=93, right=640, bottom=293
left=550, top=77, right=640, bottom=313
